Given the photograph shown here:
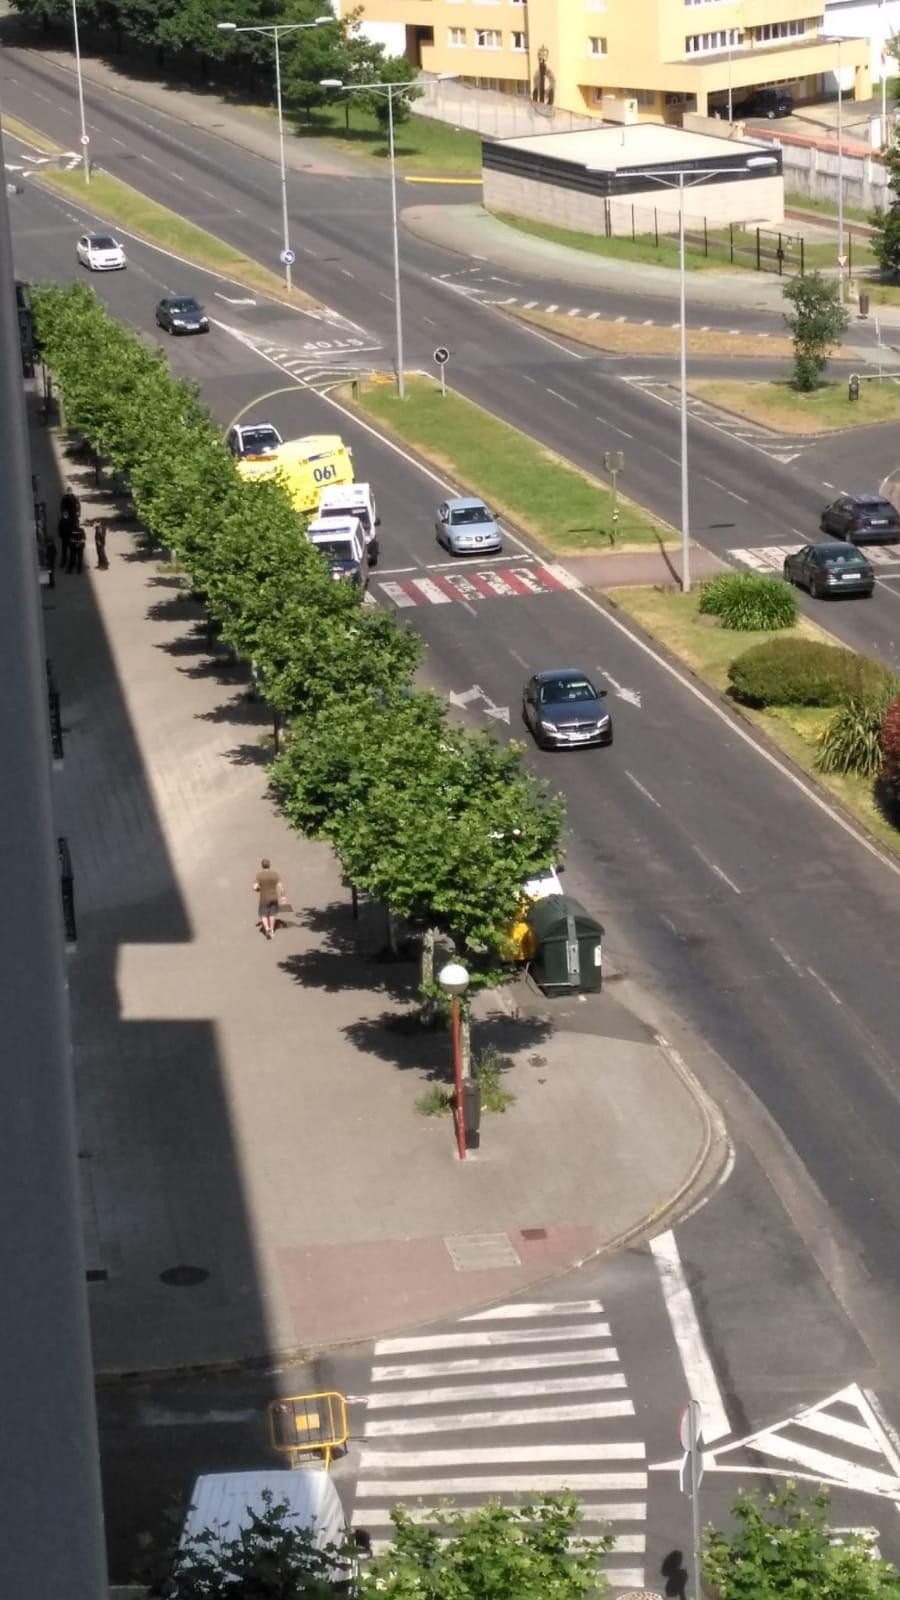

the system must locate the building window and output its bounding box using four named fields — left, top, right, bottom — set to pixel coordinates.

left=751, top=18, right=808, bottom=40
left=588, top=36, right=607, bottom=55
left=476, top=28, right=502, bottom=48
left=686, top=27, right=742, bottom=52
left=511, top=30, right=527, bottom=50
left=448, top=26, right=466, bottom=47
